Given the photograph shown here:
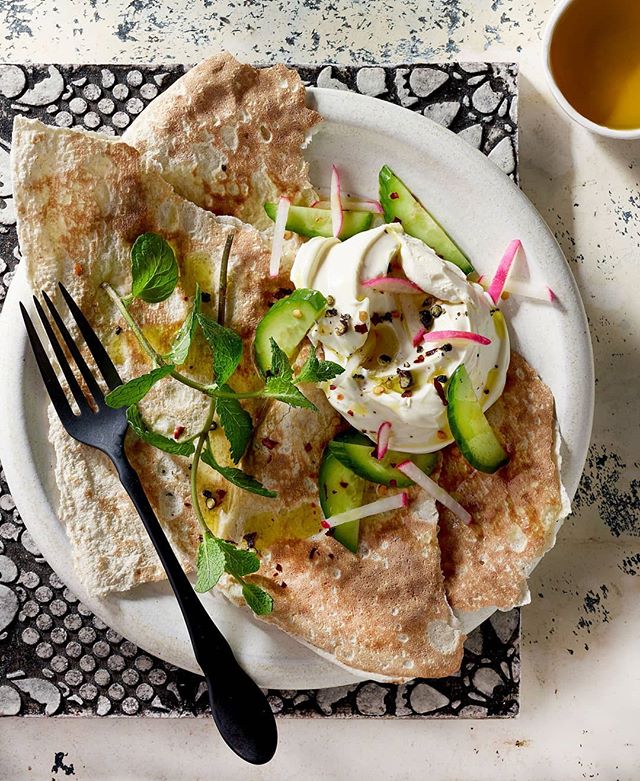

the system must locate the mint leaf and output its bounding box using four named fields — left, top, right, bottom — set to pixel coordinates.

left=201, top=445, right=276, bottom=498
left=217, top=539, right=261, bottom=577
left=197, top=313, right=243, bottom=386
left=131, top=233, right=179, bottom=303
left=126, top=405, right=195, bottom=456
left=105, top=364, right=175, bottom=408
left=263, top=376, right=317, bottom=410
left=269, top=338, right=293, bottom=381
left=167, top=284, right=201, bottom=365
left=216, top=391, right=253, bottom=463
left=295, top=345, right=344, bottom=383
left=242, top=582, right=274, bottom=615
left=194, top=531, right=226, bottom=593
